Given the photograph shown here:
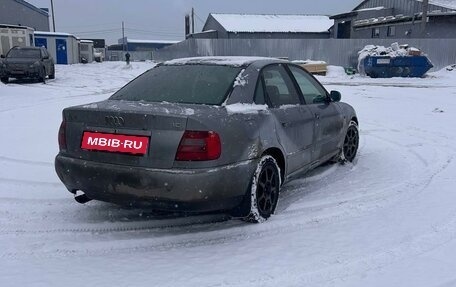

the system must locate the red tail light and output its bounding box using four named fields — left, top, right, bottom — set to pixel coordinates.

left=58, top=120, right=67, bottom=150
left=176, top=131, right=221, bottom=161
